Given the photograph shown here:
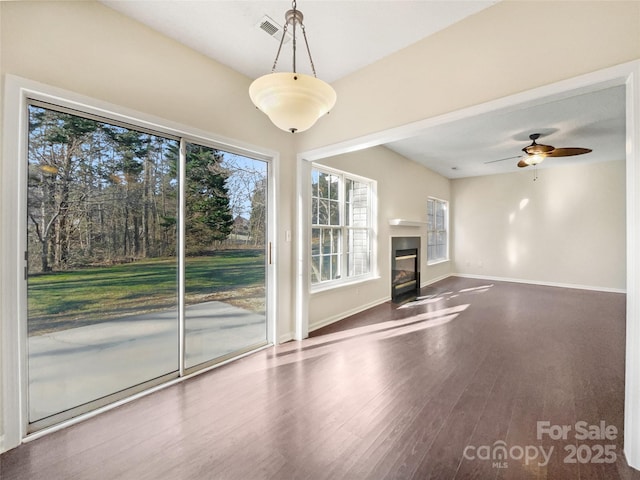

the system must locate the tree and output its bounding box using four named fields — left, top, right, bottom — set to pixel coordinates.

left=170, top=143, right=234, bottom=255
left=28, top=106, right=98, bottom=271
left=248, top=177, right=266, bottom=247
left=27, top=105, right=180, bottom=271
left=101, top=126, right=146, bottom=257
